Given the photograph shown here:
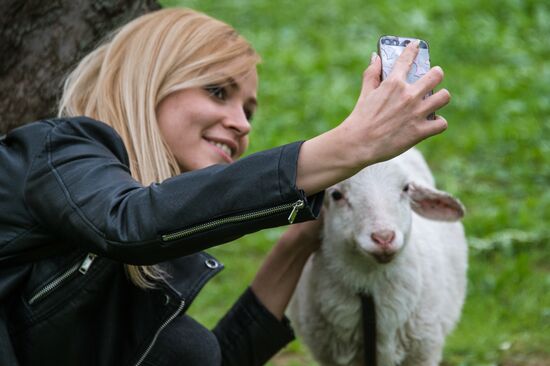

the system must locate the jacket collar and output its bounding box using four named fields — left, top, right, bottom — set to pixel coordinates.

left=159, top=251, right=224, bottom=307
